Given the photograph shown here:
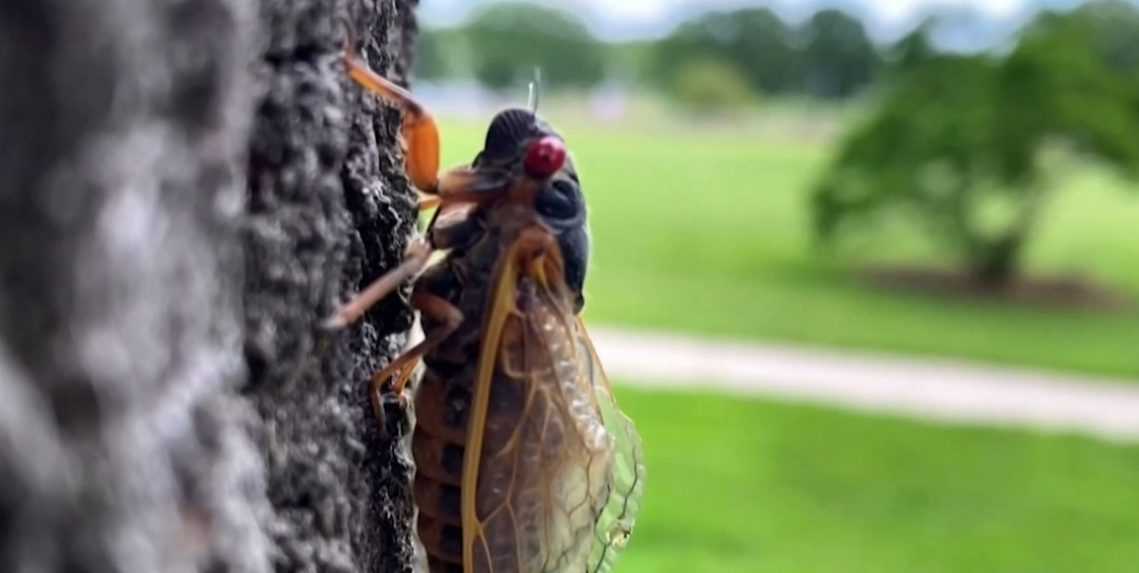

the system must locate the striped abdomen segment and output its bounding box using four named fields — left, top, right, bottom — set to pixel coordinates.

left=415, top=341, right=536, bottom=573
left=414, top=357, right=470, bottom=573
